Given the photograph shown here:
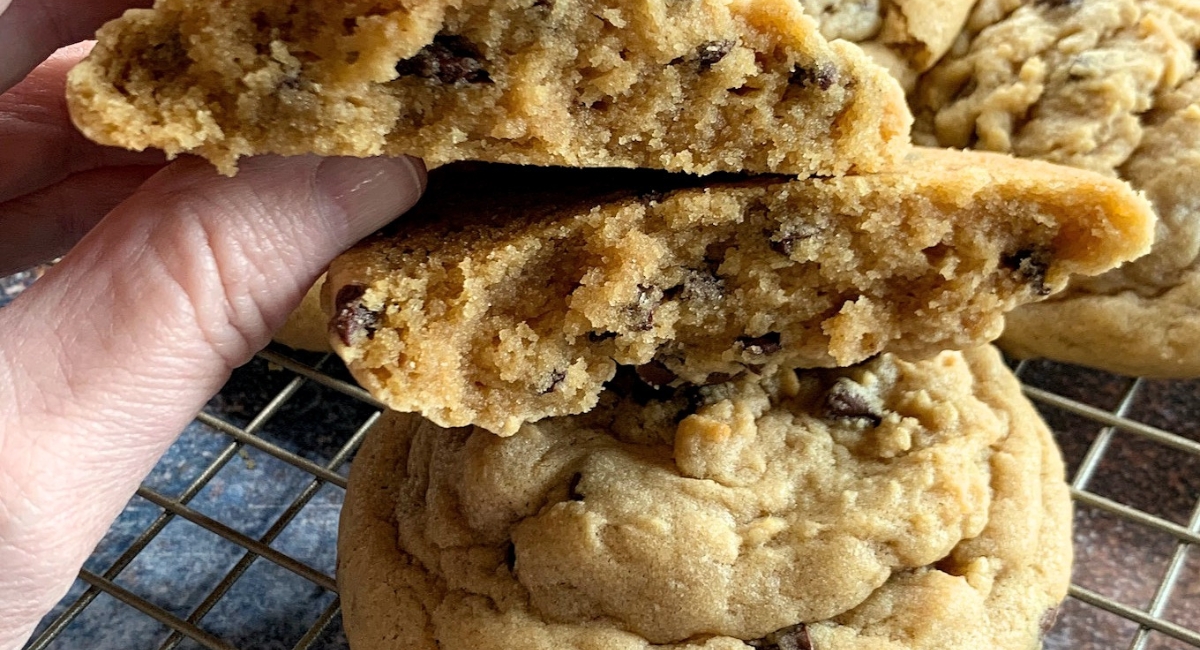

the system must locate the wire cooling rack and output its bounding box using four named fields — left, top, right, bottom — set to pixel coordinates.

left=18, top=342, right=1200, bottom=650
